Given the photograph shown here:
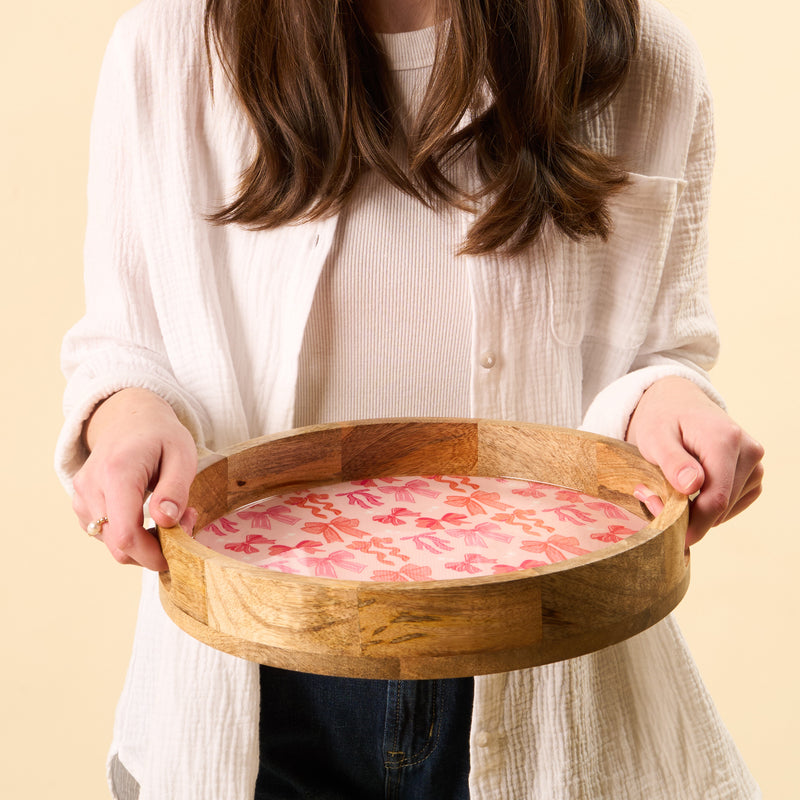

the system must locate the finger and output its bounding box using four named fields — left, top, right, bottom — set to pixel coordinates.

left=633, top=484, right=664, bottom=518
left=180, top=506, right=198, bottom=536
left=103, top=478, right=168, bottom=571
left=727, top=436, right=765, bottom=515
left=718, top=484, right=763, bottom=527
left=149, top=438, right=197, bottom=529
left=72, top=491, right=95, bottom=531
left=635, top=439, right=708, bottom=549
left=105, top=542, right=142, bottom=567
left=77, top=498, right=144, bottom=565
left=685, top=448, right=738, bottom=547
left=715, top=461, right=764, bottom=526
left=91, top=517, right=145, bottom=567
left=72, top=465, right=107, bottom=531
left=685, top=418, right=757, bottom=545
left=73, top=468, right=122, bottom=554
left=706, top=434, right=761, bottom=523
